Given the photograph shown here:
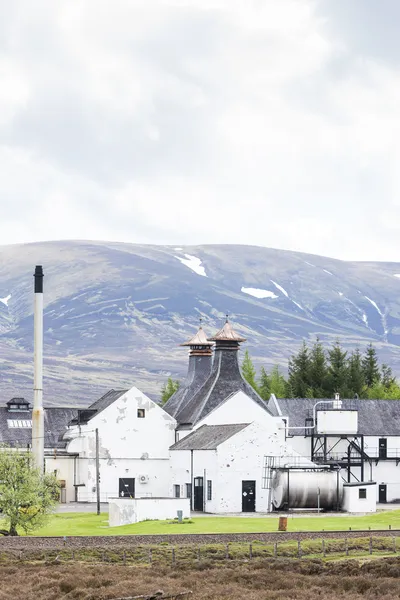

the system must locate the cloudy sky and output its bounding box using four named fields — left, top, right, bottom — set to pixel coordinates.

left=1, top=0, right=400, bottom=261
